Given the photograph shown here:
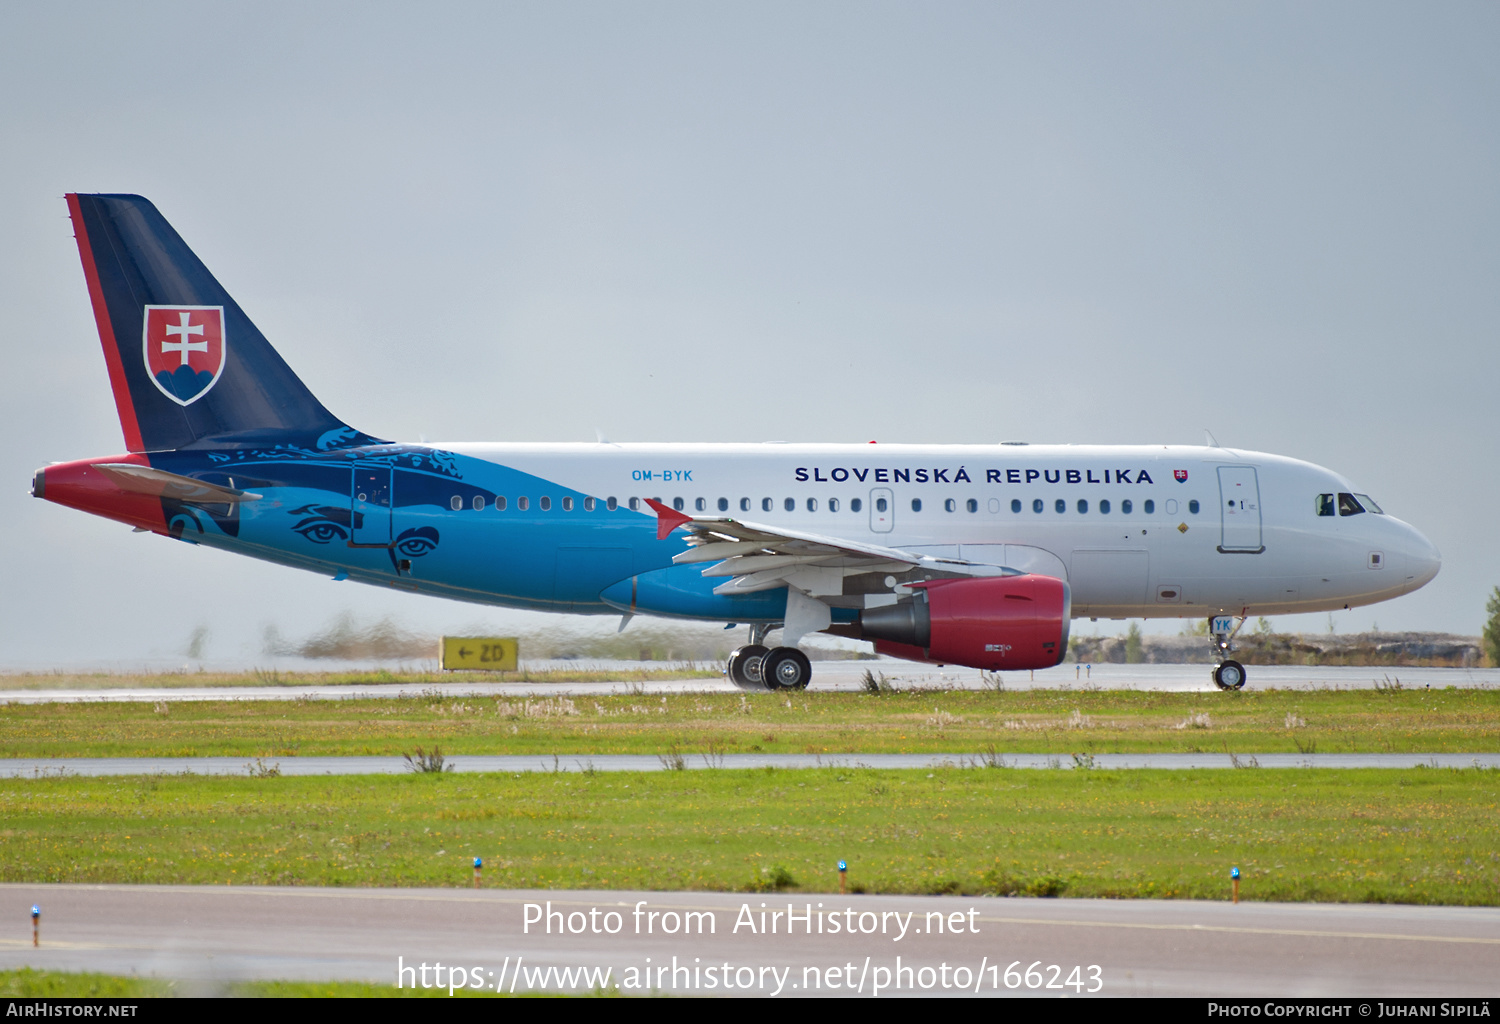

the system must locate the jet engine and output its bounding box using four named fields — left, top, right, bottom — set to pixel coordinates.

left=856, top=574, right=1070, bottom=671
